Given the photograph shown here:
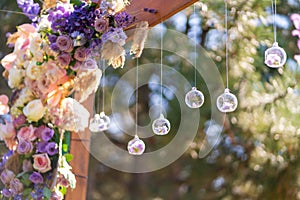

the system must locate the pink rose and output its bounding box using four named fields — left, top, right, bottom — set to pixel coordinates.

left=32, top=153, right=52, bottom=173
left=0, top=94, right=9, bottom=115
left=17, top=24, right=36, bottom=35
left=17, top=125, right=36, bottom=141
left=0, top=53, right=16, bottom=70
